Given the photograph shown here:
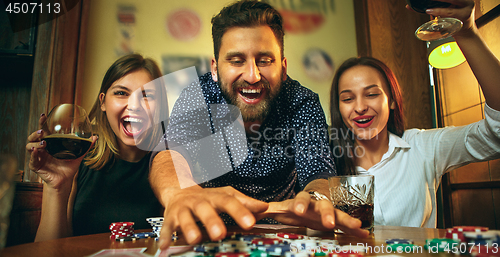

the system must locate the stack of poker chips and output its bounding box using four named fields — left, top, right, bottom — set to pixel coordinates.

left=109, top=222, right=134, bottom=240
left=146, top=217, right=164, bottom=237
left=424, top=226, right=500, bottom=254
